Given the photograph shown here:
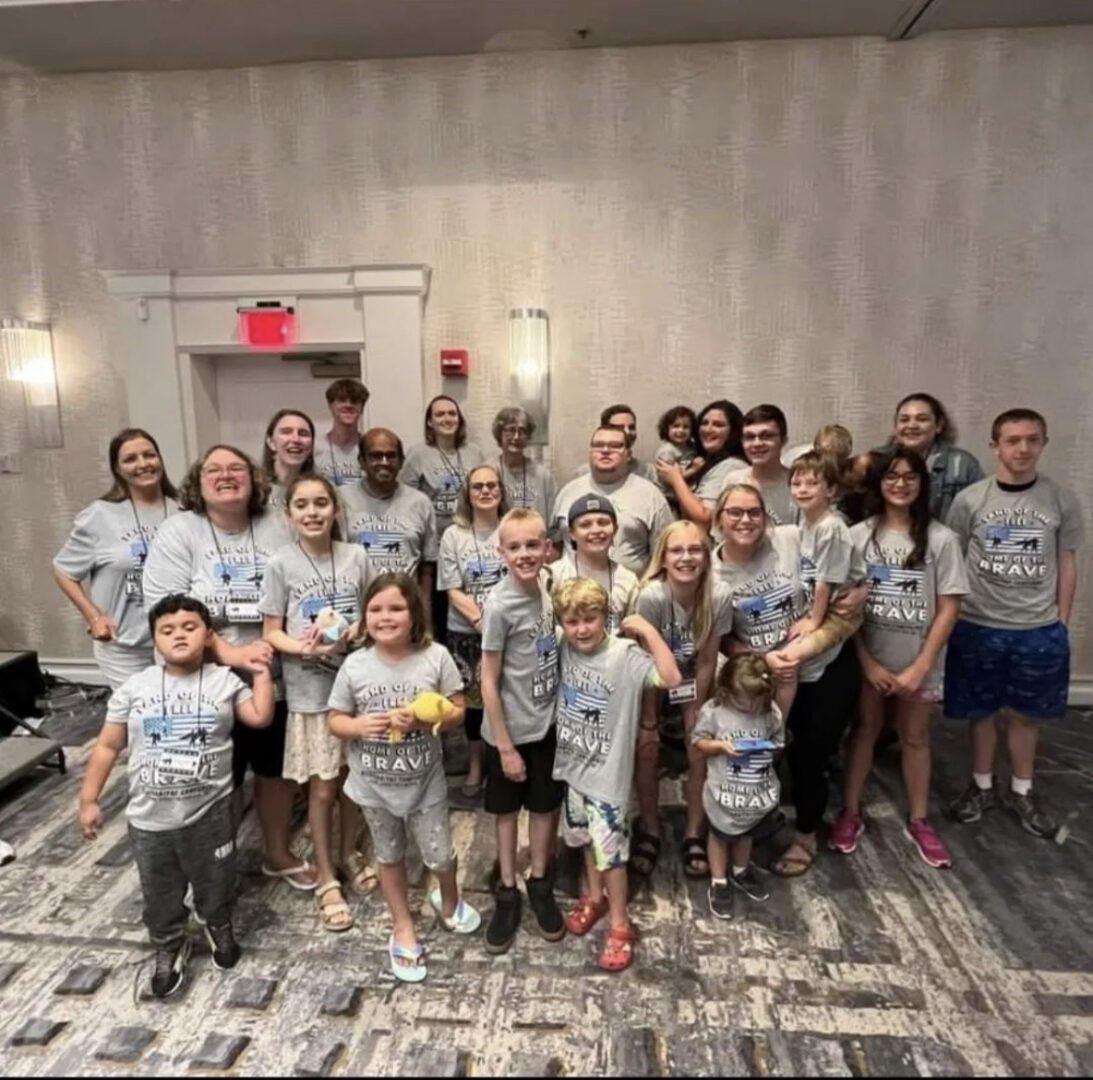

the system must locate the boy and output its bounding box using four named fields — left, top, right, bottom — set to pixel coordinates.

left=552, top=579, right=681, bottom=971
left=315, top=378, right=370, bottom=488
left=550, top=494, right=638, bottom=634
left=79, top=595, right=273, bottom=998
left=480, top=509, right=564, bottom=952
